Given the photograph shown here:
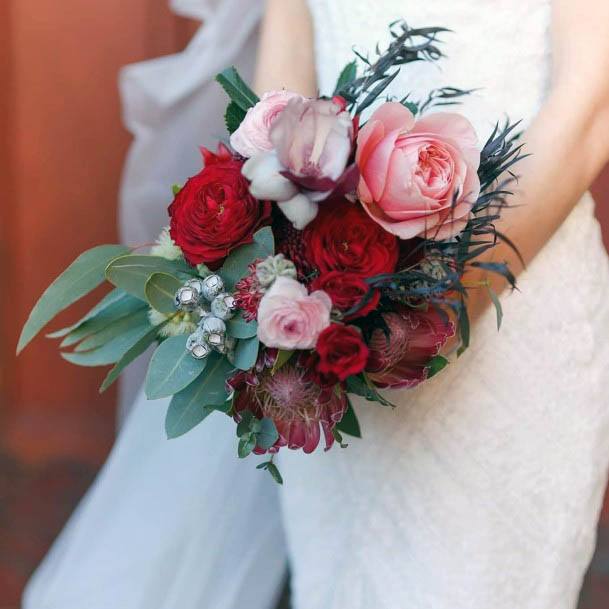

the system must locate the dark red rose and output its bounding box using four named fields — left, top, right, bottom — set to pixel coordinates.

left=366, top=306, right=455, bottom=388
left=169, top=144, right=271, bottom=268
left=311, top=271, right=380, bottom=320
left=303, top=198, right=398, bottom=276
left=316, top=324, right=369, bottom=382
